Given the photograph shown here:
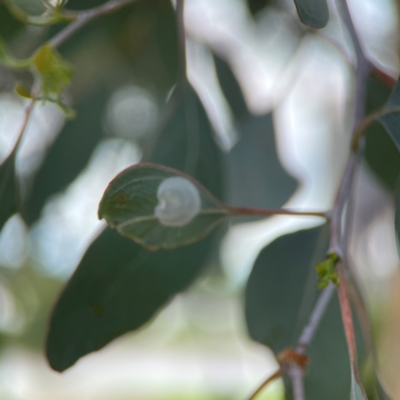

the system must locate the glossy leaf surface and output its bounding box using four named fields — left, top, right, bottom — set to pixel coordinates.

left=99, top=163, right=227, bottom=250
left=293, top=0, right=329, bottom=29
